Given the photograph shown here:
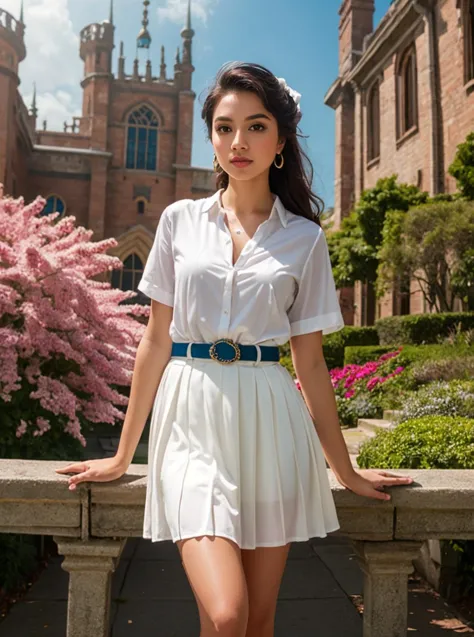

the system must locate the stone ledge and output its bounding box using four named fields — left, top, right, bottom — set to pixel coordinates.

left=357, top=418, right=395, bottom=434
left=1, top=461, right=474, bottom=541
